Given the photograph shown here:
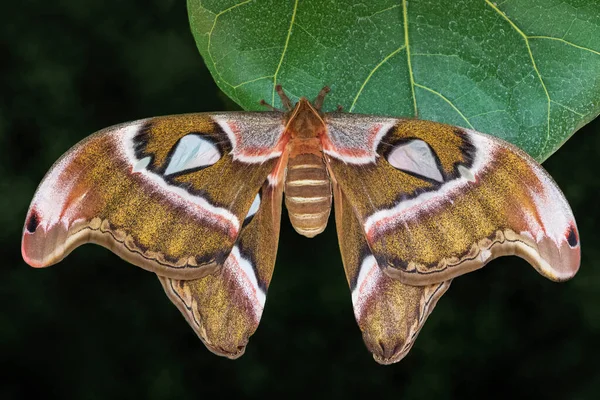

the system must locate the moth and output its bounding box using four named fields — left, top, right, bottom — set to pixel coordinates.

left=21, top=86, right=580, bottom=364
